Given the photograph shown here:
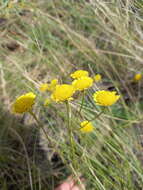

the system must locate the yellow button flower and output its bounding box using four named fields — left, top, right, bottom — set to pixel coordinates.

left=72, top=76, right=93, bottom=91
left=12, top=92, right=36, bottom=113
left=133, top=73, right=142, bottom=82
left=94, top=74, right=102, bottom=82
left=39, top=79, right=58, bottom=92
left=39, top=83, right=49, bottom=92
left=48, top=79, right=58, bottom=91
left=70, top=70, right=89, bottom=79
left=93, top=90, right=120, bottom=106
left=51, top=84, right=75, bottom=102
left=80, top=120, right=94, bottom=133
